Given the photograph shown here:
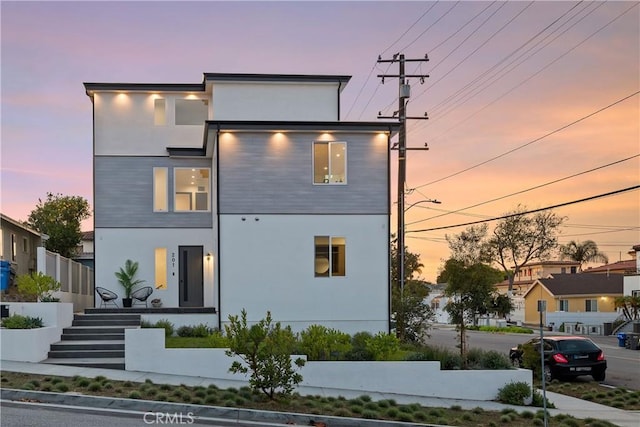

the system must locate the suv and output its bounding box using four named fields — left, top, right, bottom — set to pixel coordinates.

left=510, top=336, right=606, bottom=382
